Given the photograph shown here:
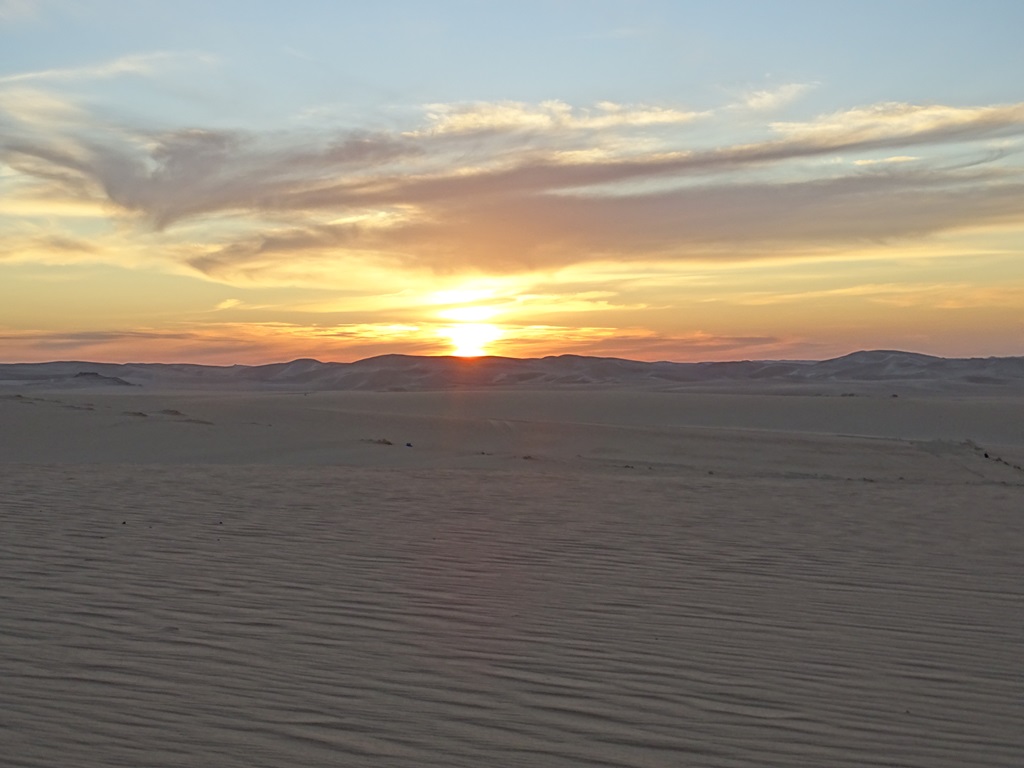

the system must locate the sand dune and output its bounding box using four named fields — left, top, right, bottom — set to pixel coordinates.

left=2, top=364, right=1022, bottom=766
left=4, top=349, right=1024, bottom=394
